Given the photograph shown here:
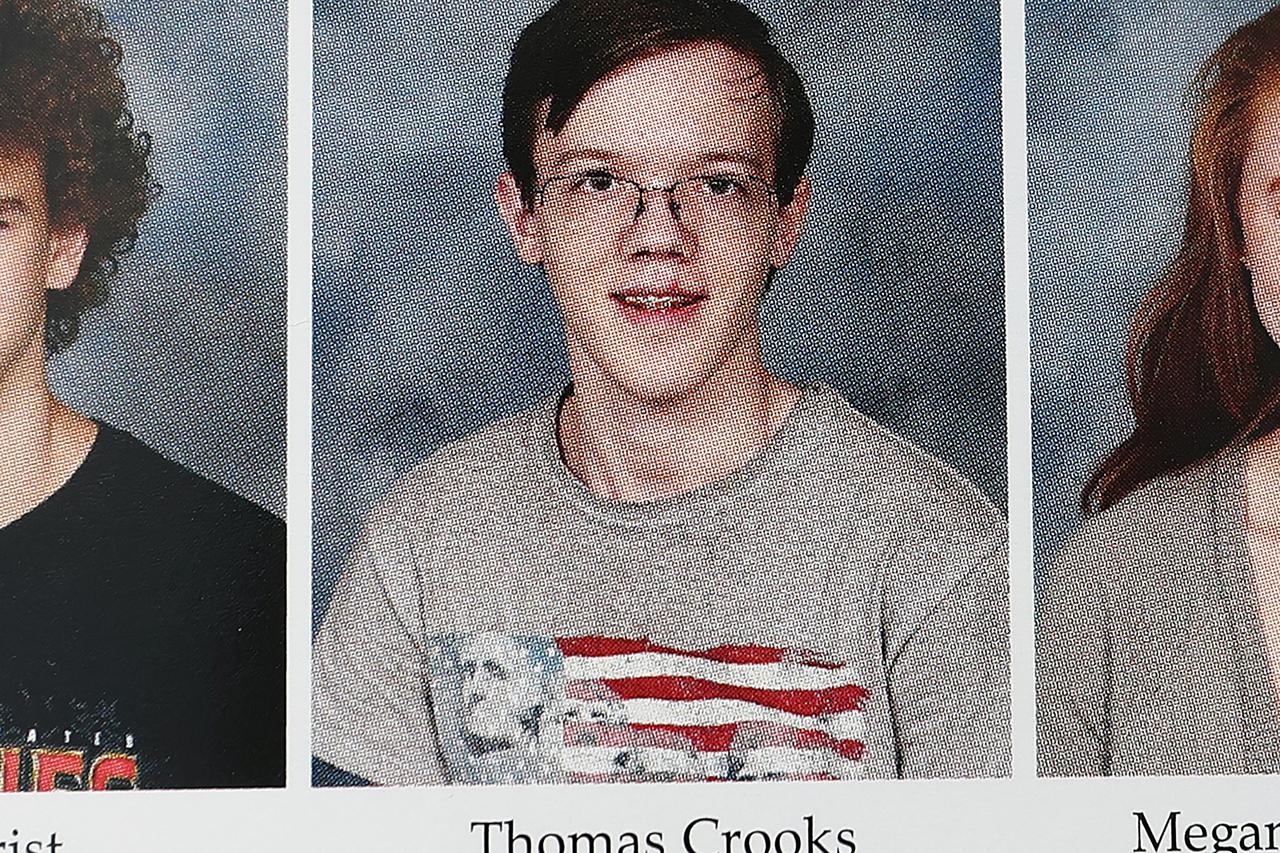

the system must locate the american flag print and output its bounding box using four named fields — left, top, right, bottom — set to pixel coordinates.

left=427, top=634, right=868, bottom=784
